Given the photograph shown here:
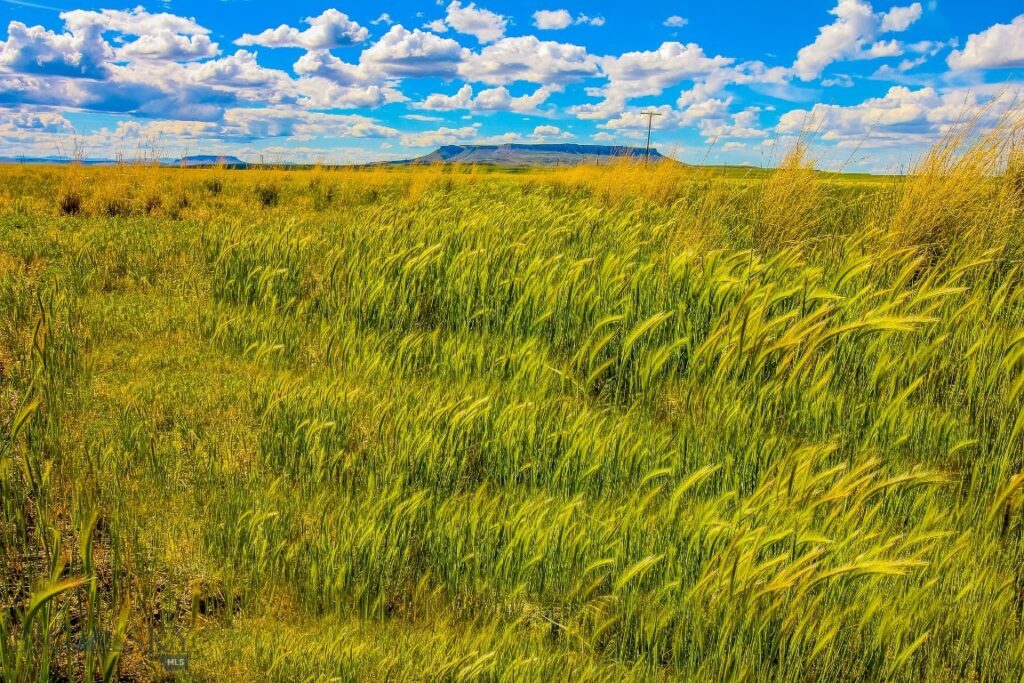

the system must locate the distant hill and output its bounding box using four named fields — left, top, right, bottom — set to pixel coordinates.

left=0, top=154, right=249, bottom=167
left=394, top=143, right=668, bottom=167
left=0, top=156, right=118, bottom=166
left=173, top=155, right=247, bottom=167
